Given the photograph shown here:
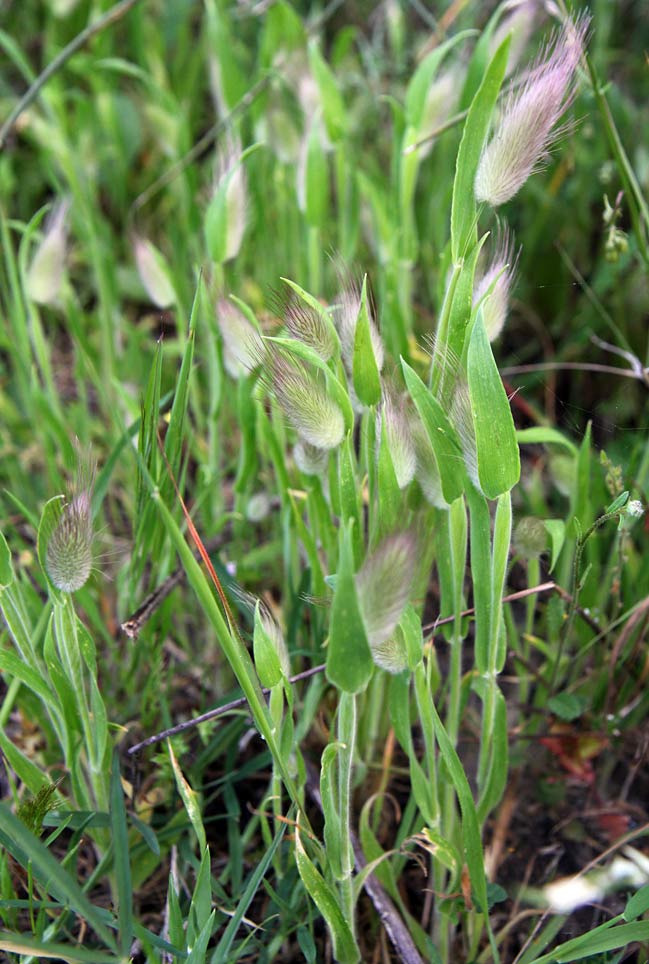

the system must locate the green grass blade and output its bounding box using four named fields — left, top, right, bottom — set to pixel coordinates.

left=110, top=753, right=133, bottom=957
left=450, top=35, right=510, bottom=261
left=211, top=820, right=286, bottom=964
left=295, top=829, right=360, bottom=964
left=0, top=804, right=117, bottom=950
